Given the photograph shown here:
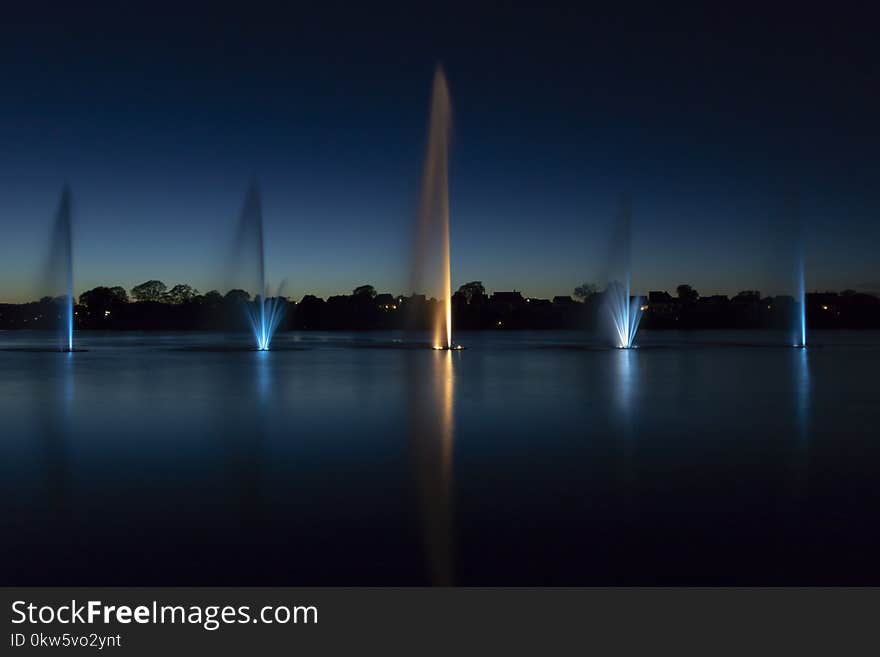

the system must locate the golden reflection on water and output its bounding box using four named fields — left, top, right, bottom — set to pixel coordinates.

left=411, top=349, right=455, bottom=585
